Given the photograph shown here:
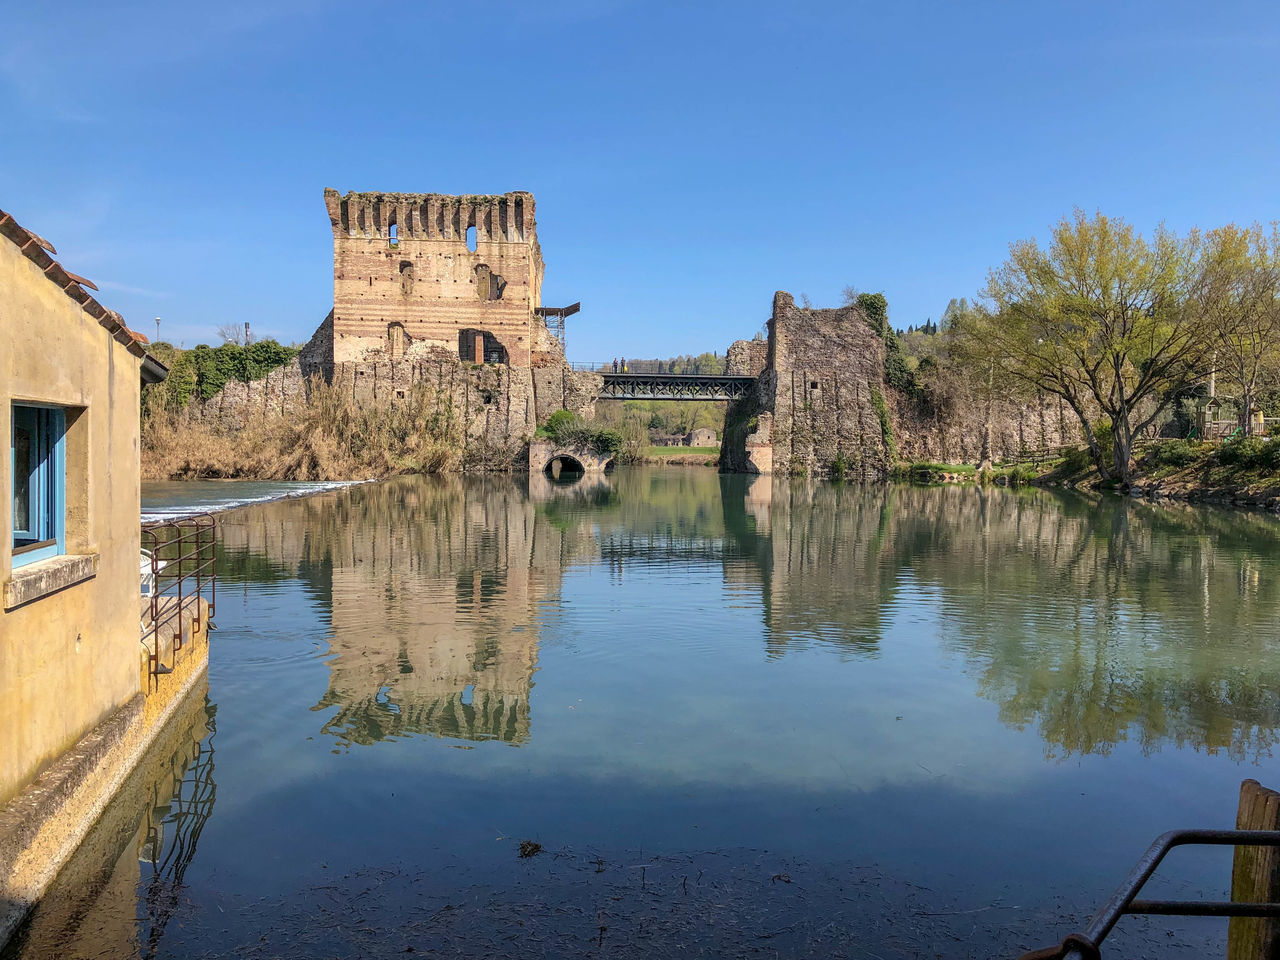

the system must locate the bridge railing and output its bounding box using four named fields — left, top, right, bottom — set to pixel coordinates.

left=567, top=360, right=731, bottom=375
